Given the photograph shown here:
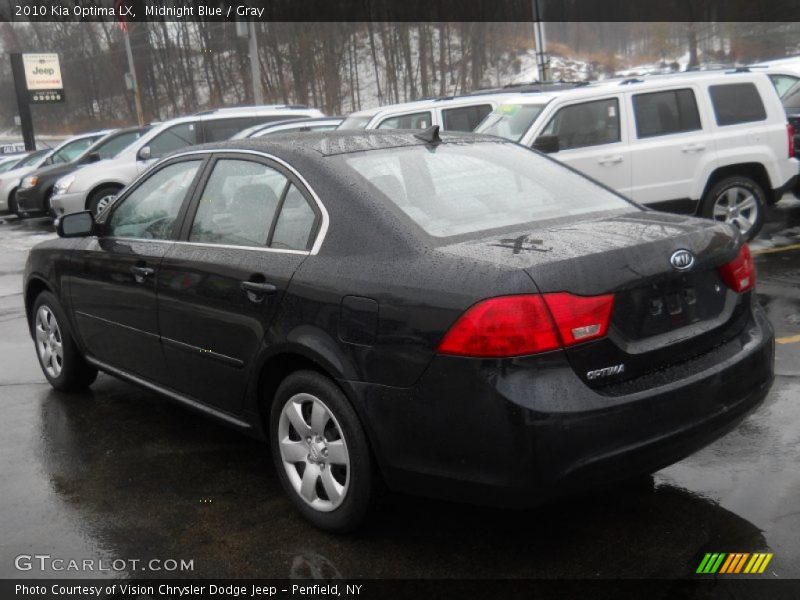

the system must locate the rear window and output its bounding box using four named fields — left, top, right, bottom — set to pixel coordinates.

left=781, top=81, right=800, bottom=111
left=633, top=89, right=701, bottom=138
left=709, top=83, right=767, bottom=126
left=338, top=116, right=372, bottom=130
left=377, top=112, right=432, bottom=130
left=342, top=142, right=631, bottom=238
left=474, top=104, right=546, bottom=142
left=441, top=104, right=492, bottom=131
